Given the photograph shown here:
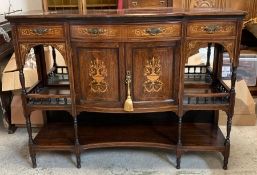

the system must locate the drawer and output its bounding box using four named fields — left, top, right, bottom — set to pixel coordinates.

left=70, top=25, right=123, bottom=40
left=187, top=21, right=237, bottom=37
left=127, top=0, right=168, bottom=8
left=127, top=23, right=181, bottom=40
left=17, top=25, right=65, bottom=39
